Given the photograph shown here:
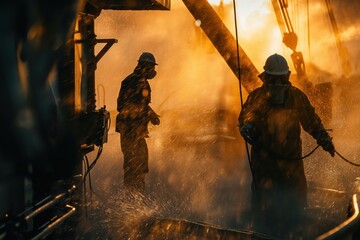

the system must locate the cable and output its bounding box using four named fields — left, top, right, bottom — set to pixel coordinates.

left=80, top=145, right=104, bottom=219
left=232, top=0, right=254, bottom=184
left=81, top=145, right=104, bottom=202
left=81, top=146, right=103, bottom=186
left=335, top=150, right=360, bottom=167
left=269, top=145, right=320, bottom=161
left=82, top=155, right=88, bottom=218
left=300, top=145, right=320, bottom=159
left=85, top=154, right=93, bottom=198
left=232, top=0, right=243, bottom=107
left=267, top=144, right=360, bottom=166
